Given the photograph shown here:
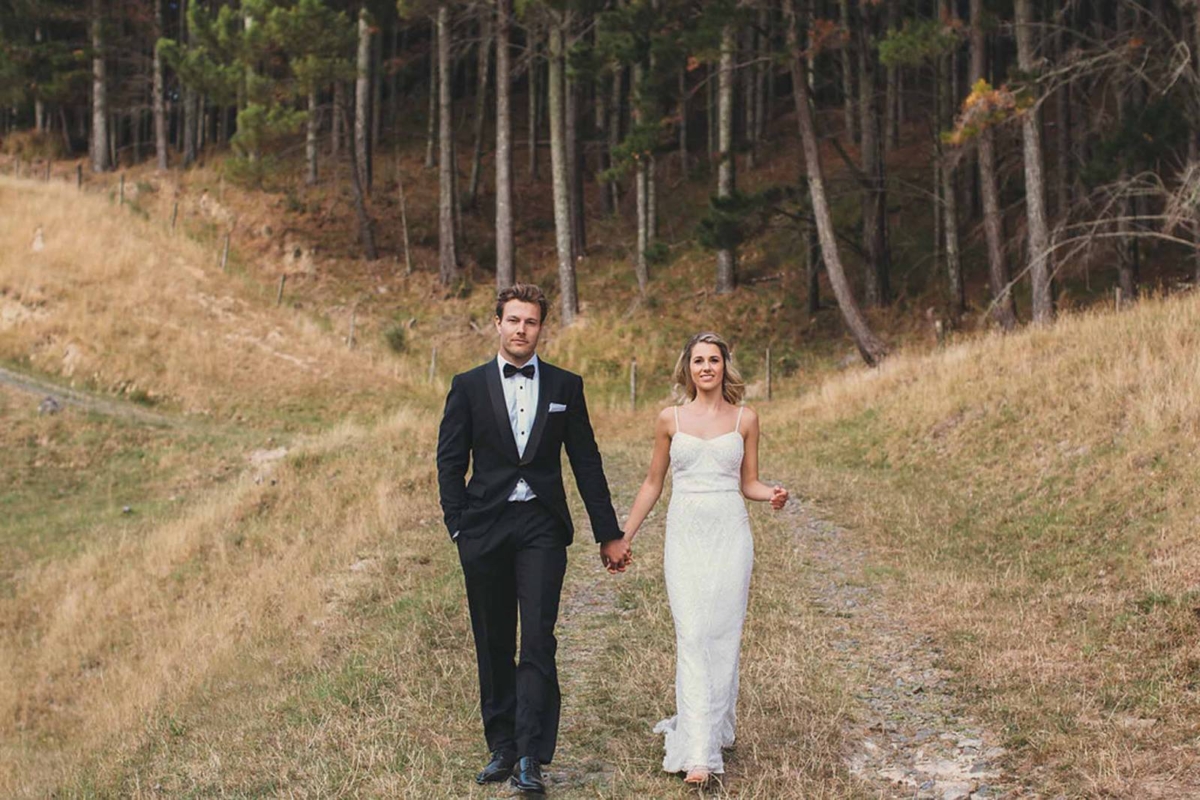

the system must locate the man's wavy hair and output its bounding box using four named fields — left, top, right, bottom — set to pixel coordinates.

left=495, top=283, right=548, bottom=323
left=672, top=331, right=745, bottom=405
